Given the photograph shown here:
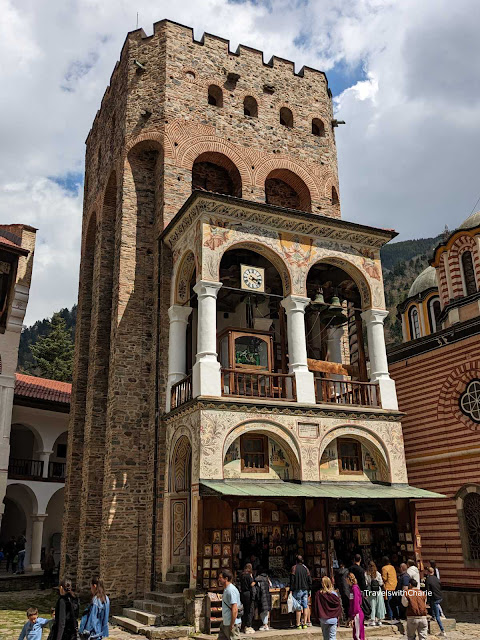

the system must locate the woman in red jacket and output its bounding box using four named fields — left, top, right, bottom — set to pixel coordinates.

left=314, top=576, right=342, bottom=640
